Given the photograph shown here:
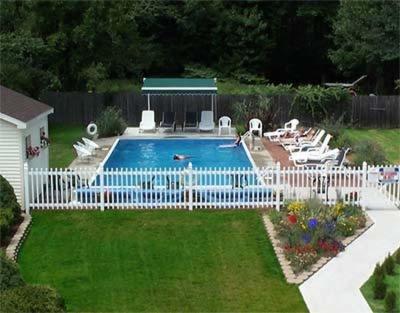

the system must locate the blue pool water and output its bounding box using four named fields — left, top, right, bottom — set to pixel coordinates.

left=104, top=139, right=253, bottom=169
